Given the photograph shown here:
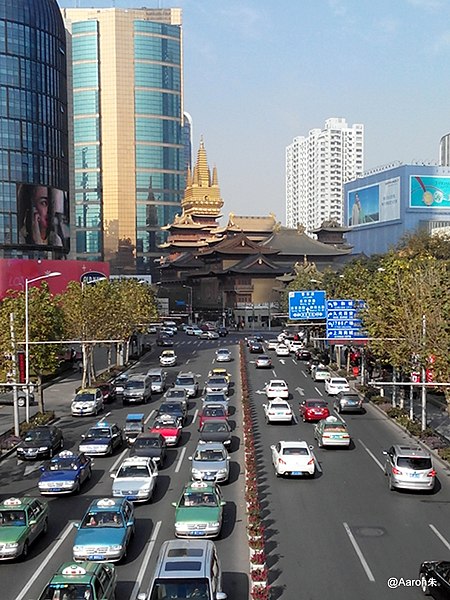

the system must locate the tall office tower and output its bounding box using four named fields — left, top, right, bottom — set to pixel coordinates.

left=440, top=133, right=450, bottom=166
left=286, top=118, right=364, bottom=232
left=62, top=7, right=184, bottom=276
left=0, top=0, right=69, bottom=259
left=182, top=111, right=193, bottom=173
